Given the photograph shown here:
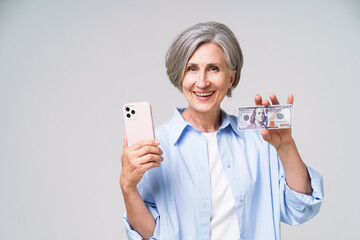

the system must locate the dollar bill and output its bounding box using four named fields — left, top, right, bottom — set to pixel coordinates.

left=238, top=104, right=292, bottom=130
